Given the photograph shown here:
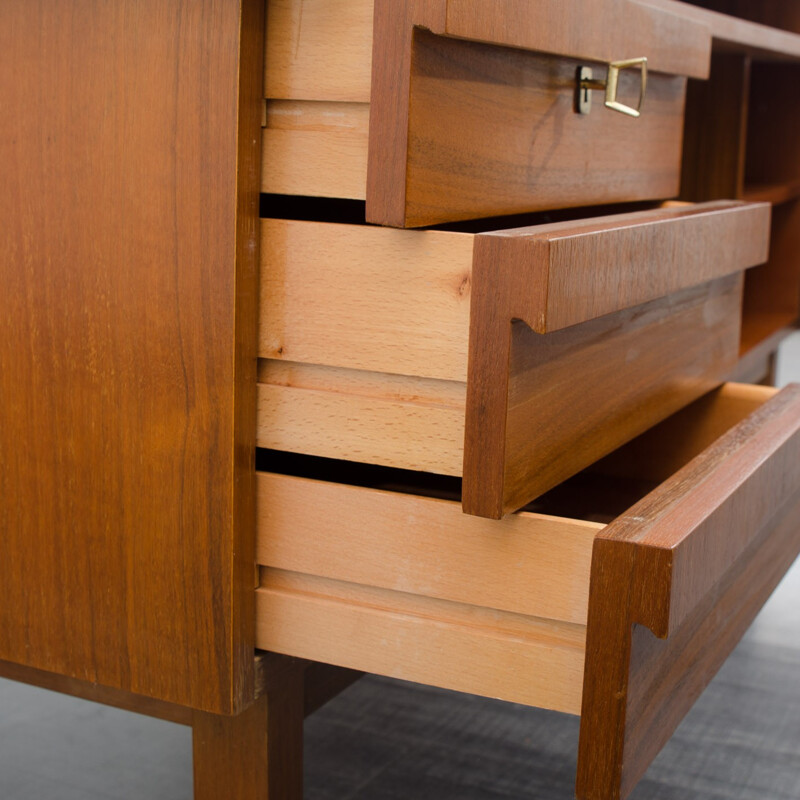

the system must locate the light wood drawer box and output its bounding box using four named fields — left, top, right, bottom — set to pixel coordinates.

left=258, top=200, right=770, bottom=517
left=263, top=0, right=713, bottom=227
left=255, top=382, right=800, bottom=800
